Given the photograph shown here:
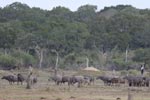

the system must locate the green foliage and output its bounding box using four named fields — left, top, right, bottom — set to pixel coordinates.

left=120, top=69, right=139, bottom=76
left=0, top=23, right=17, bottom=49
left=0, top=54, right=16, bottom=67
left=112, top=58, right=129, bottom=70
left=128, top=69, right=139, bottom=76
left=0, top=2, right=150, bottom=69
left=120, top=70, right=128, bottom=76
left=133, top=48, right=150, bottom=66
left=12, top=51, right=36, bottom=66
left=76, top=4, right=97, bottom=22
